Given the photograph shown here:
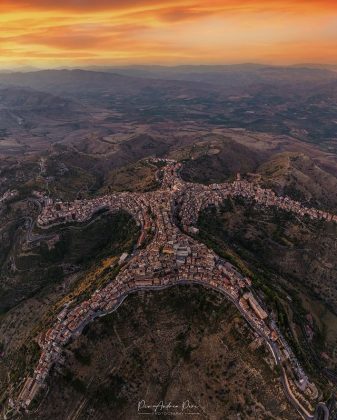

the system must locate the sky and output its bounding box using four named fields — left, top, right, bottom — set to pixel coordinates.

left=0, top=0, right=336, bottom=68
